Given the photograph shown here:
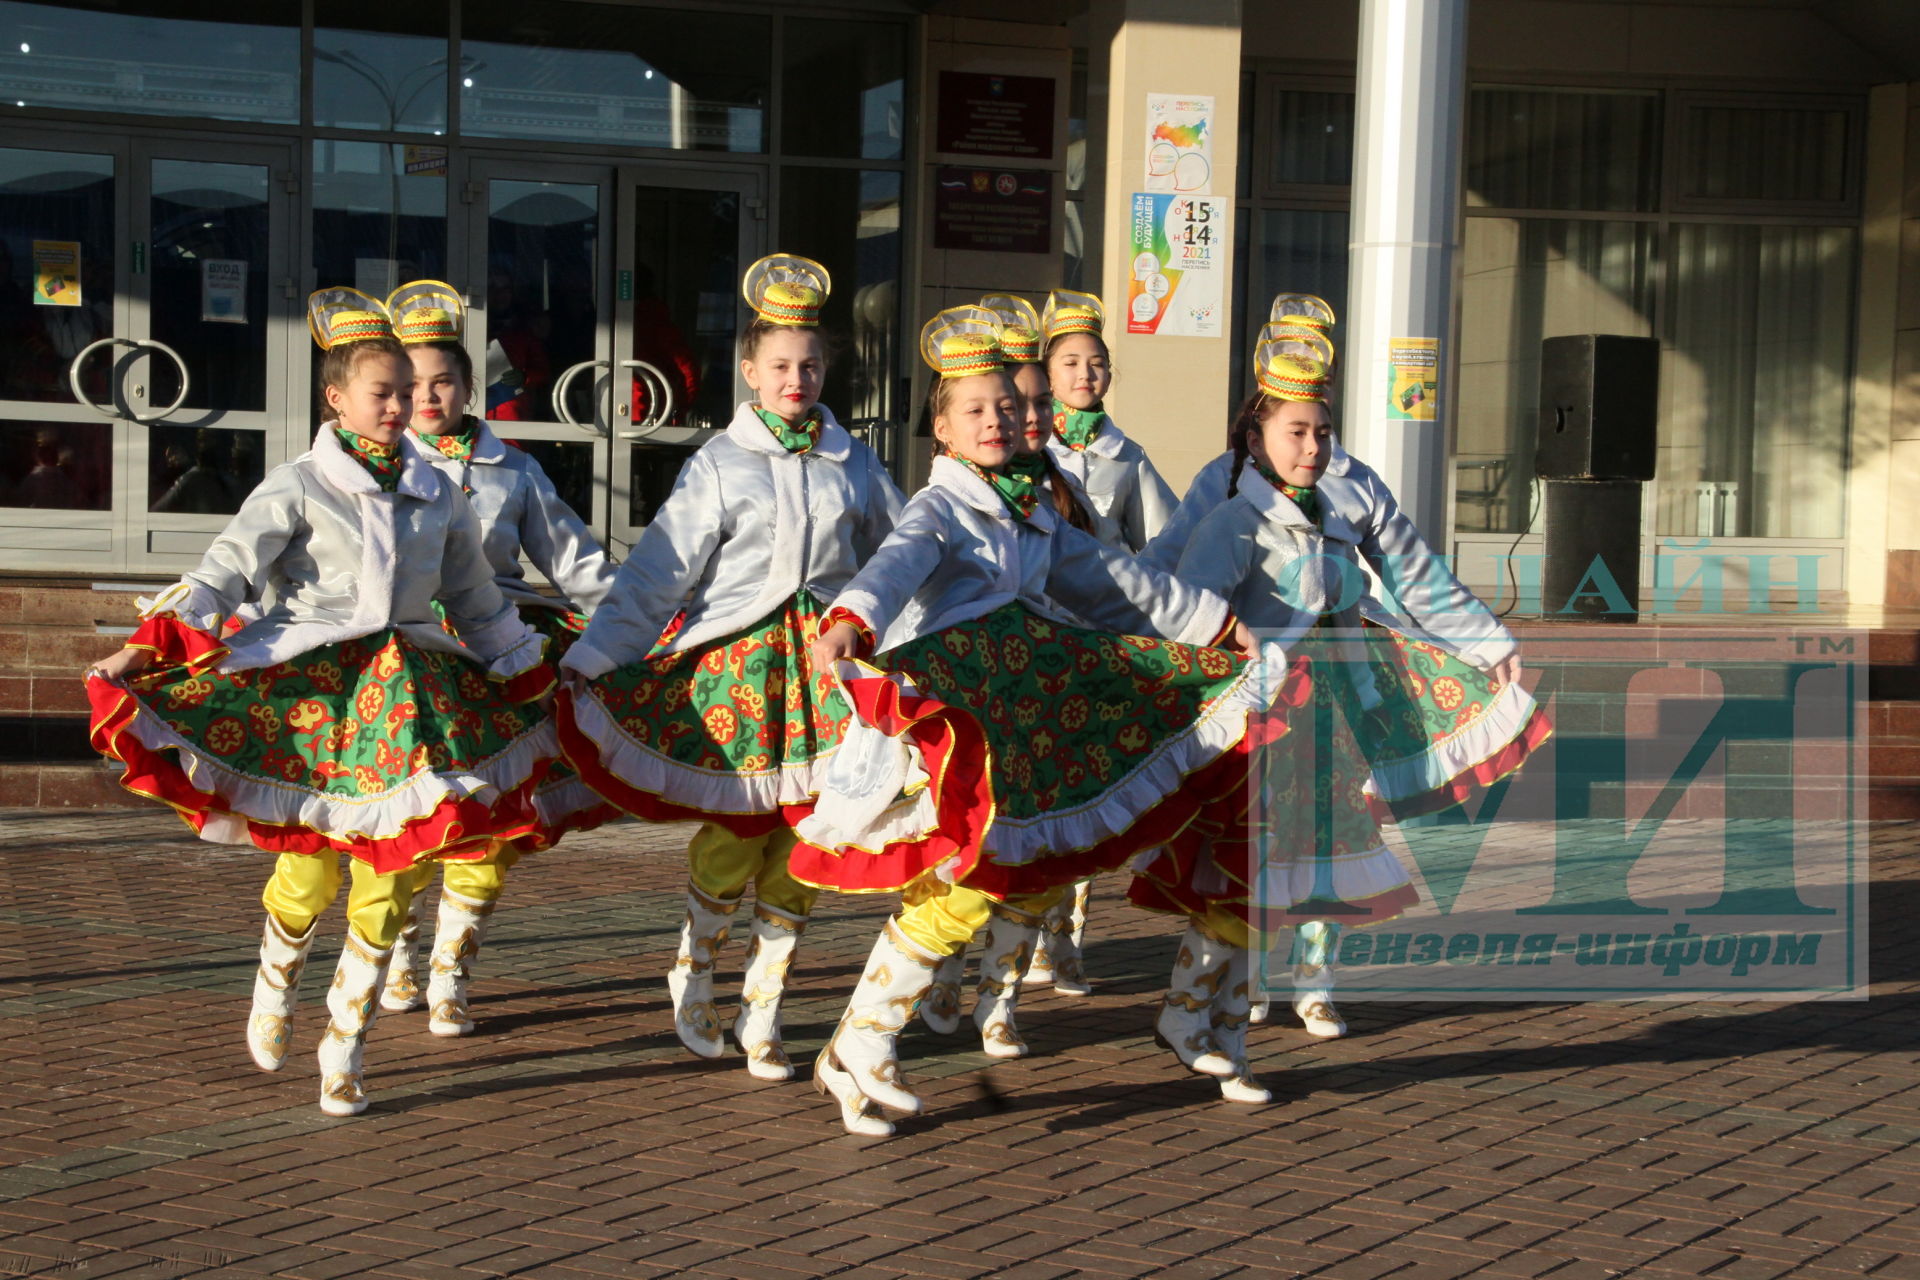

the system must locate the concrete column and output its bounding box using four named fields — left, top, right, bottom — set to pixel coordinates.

left=1088, top=0, right=1243, bottom=495
left=1343, top=0, right=1467, bottom=536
